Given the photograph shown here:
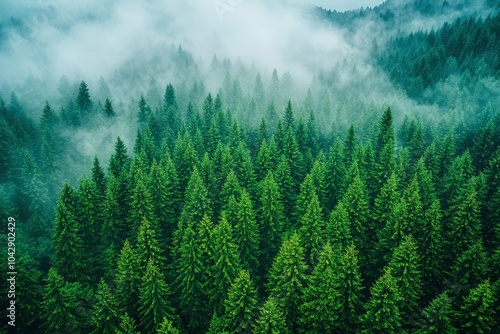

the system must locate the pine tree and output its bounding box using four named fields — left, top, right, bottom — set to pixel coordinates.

left=298, top=193, right=325, bottom=265
left=115, top=240, right=141, bottom=318
left=326, top=202, right=353, bottom=249
left=416, top=293, right=457, bottom=334
left=222, top=270, right=259, bottom=333
left=338, top=244, right=364, bottom=333
left=174, top=225, right=208, bottom=331
left=283, top=100, right=294, bottom=130
left=339, top=165, right=370, bottom=263
left=234, top=189, right=260, bottom=278
left=158, top=317, right=180, bottom=334
left=91, top=279, right=121, bottom=334
left=40, top=268, right=83, bottom=333
left=129, top=168, right=157, bottom=239
left=293, top=173, right=318, bottom=227
left=282, top=129, right=304, bottom=187
left=207, top=216, right=242, bottom=314
left=267, top=232, right=308, bottom=330
left=274, top=156, right=295, bottom=224
left=258, top=171, right=286, bottom=274
left=76, top=80, right=93, bottom=113
left=108, top=137, right=129, bottom=178
left=138, top=260, right=177, bottom=333
left=299, top=243, right=342, bottom=333
left=254, top=297, right=289, bottom=334
left=459, top=280, right=496, bottom=333
left=448, top=177, right=482, bottom=262
left=388, top=235, right=422, bottom=325
left=136, top=217, right=166, bottom=271
left=149, top=159, right=181, bottom=244
left=452, top=241, right=488, bottom=289
left=117, top=313, right=139, bottom=334
left=179, top=166, right=212, bottom=229
left=256, top=139, right=277, bottom=182
left=362, top=268, right=402, bottom=334
left=103, top=98, right=115, bottom=117
left=91, top=156, right=107, bottom=198
left=325, top=139, right=347, bottom=210
left=53, top=192, right=85, bottom=282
